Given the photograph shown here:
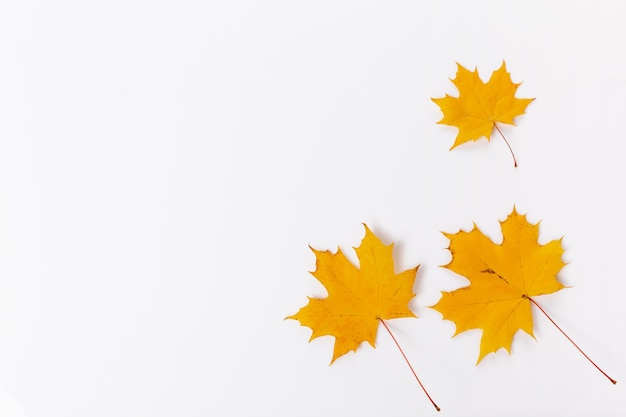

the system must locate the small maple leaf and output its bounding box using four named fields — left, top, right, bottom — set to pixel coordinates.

left=431, top=208, right=565, bottom=363
left=287, top=224, right=418, bottom=363
left=432, top=61, right=534, bottom=166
